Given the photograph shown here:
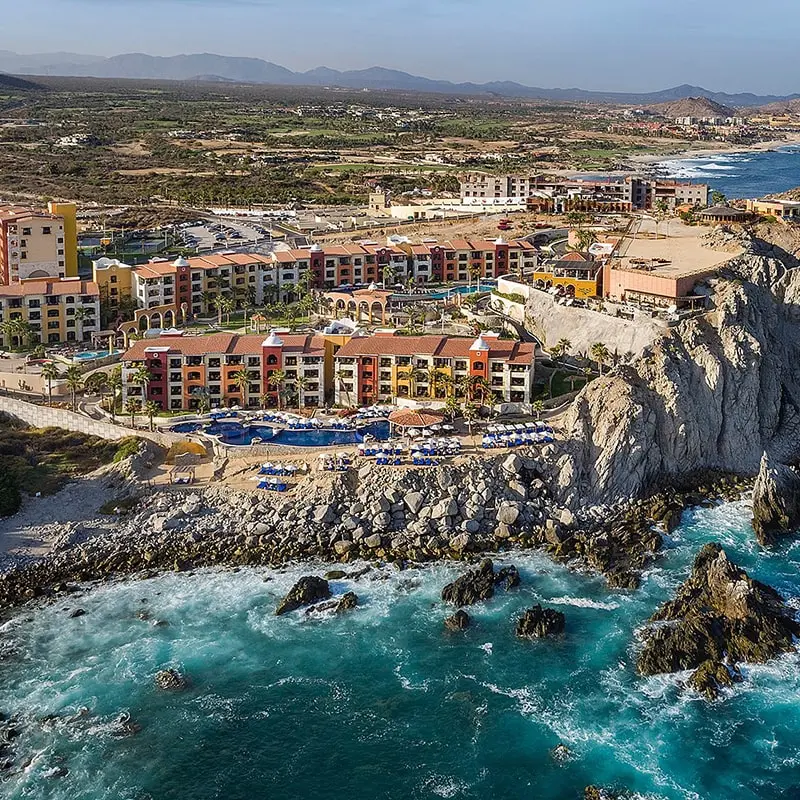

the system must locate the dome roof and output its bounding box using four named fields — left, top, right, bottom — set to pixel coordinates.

left=261, top=331, right=285, bottom=348
left=368, top=281, right=378, bottom=291
left=495, top=236, right=507, bottom=245
left=470, top=334, right=490, bottom=352
left=172, top=256, right=190, bottom=268
left=309, top=243, right=323, bottom=253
